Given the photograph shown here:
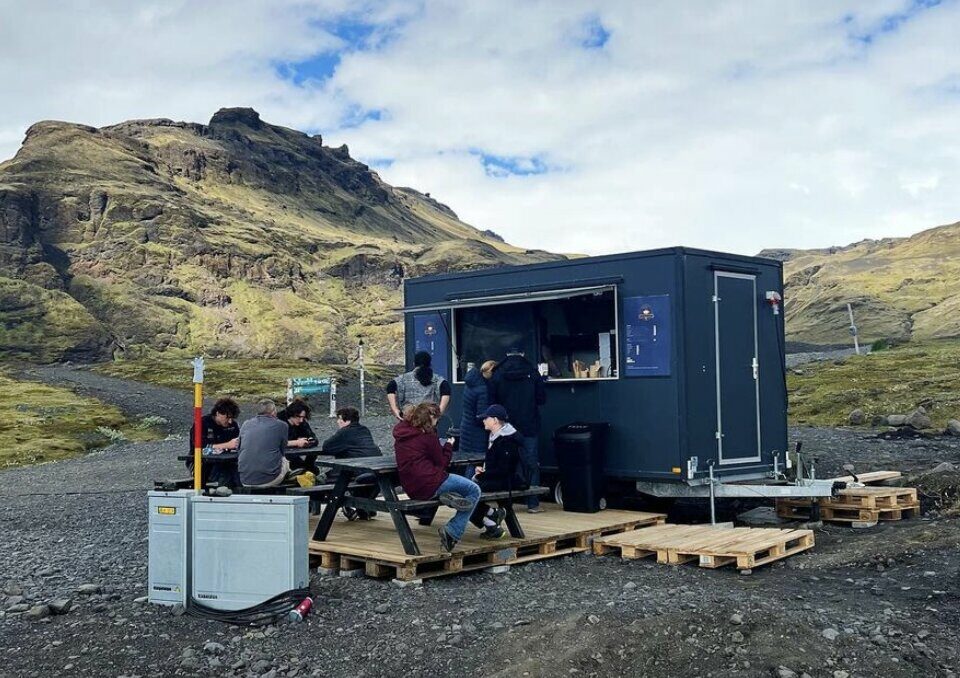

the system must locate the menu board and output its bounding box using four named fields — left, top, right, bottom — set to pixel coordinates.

left=413, top=312, right=449, bottom=381
left=624, top=295, right=671, bottom=377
